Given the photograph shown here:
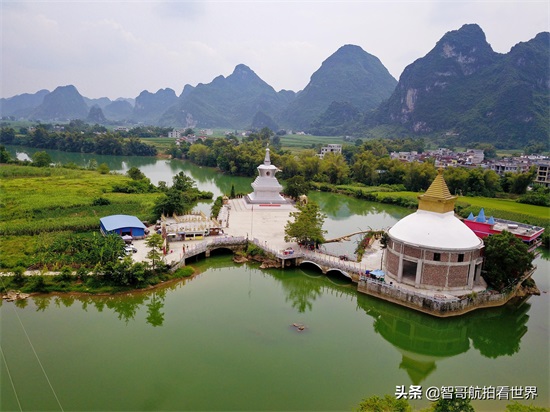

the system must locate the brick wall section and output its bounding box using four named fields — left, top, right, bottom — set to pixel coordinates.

left=421, top=264, right=447, bottom=287
left=404, top=245, right=422, bottom=259
left=386, top=251, right=400, bottom=276
left=448, top=265, right=469, bottom=287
